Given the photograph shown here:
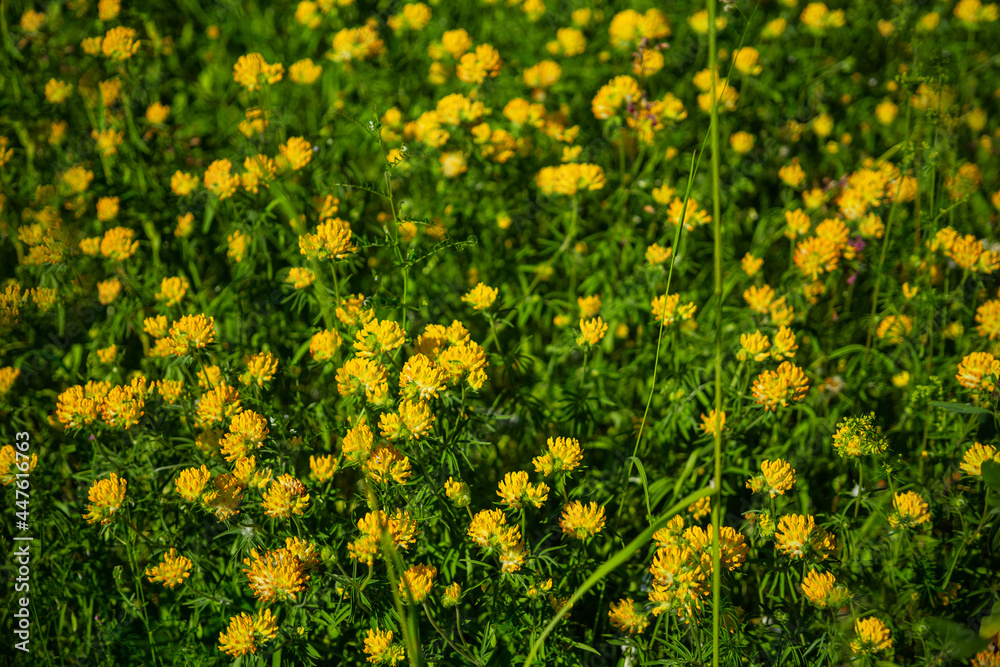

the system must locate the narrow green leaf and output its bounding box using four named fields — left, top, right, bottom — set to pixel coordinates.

left=928, top=401, right=992, bottom=415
